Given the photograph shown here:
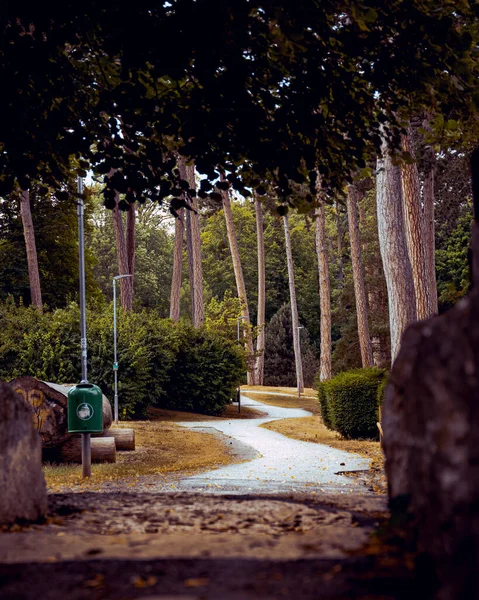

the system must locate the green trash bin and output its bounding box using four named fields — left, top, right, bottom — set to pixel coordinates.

left=68, top=383, right=104, bottom=434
